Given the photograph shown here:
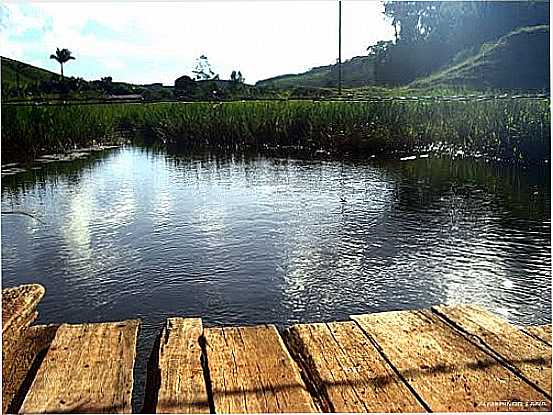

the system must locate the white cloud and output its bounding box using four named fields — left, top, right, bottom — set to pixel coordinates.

left=1, top=1, right=394, bottom=84
left=1, top=3, right=44, bottom=35
left=102, top=57, right=127, bottom=71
